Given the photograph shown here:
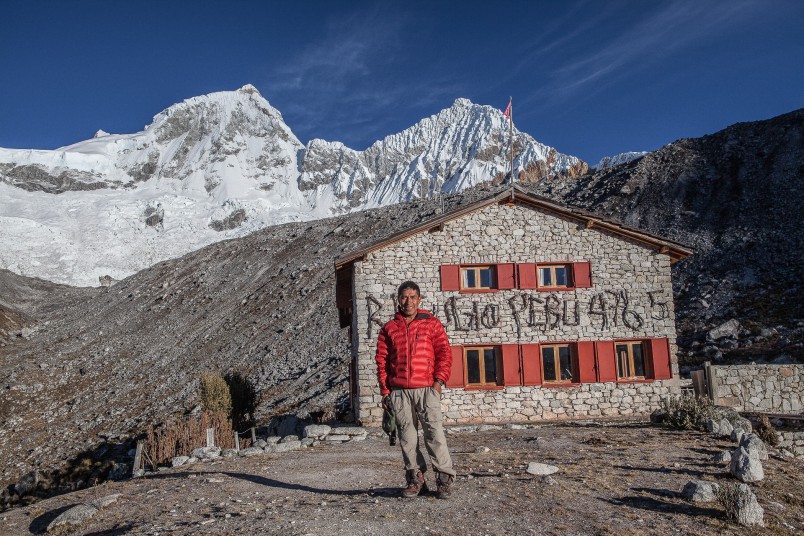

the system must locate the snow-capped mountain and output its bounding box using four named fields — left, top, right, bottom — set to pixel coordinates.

left=0, top=86, right=586, bottom=286
left=595, top=151, right=648, bottom=170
